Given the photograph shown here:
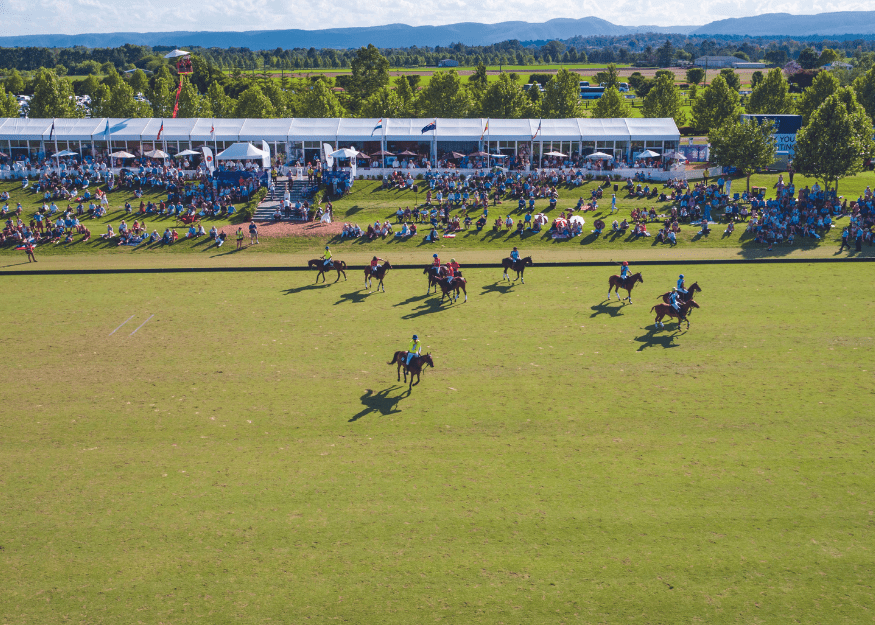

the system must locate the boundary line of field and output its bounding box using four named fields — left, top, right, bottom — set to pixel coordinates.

left=2, top=256, right=873, bottom=276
